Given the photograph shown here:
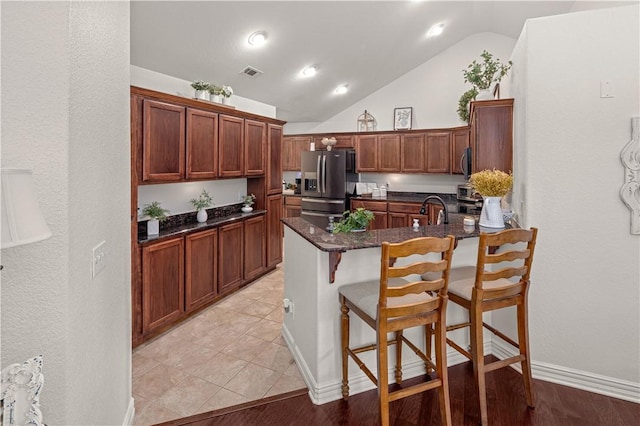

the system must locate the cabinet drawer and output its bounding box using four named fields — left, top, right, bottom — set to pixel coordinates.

left=352, top=199, right=387, bottom=212
left=388, top=202, right=421, bottom=214
left=285, top=196, right=302, bottom=206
